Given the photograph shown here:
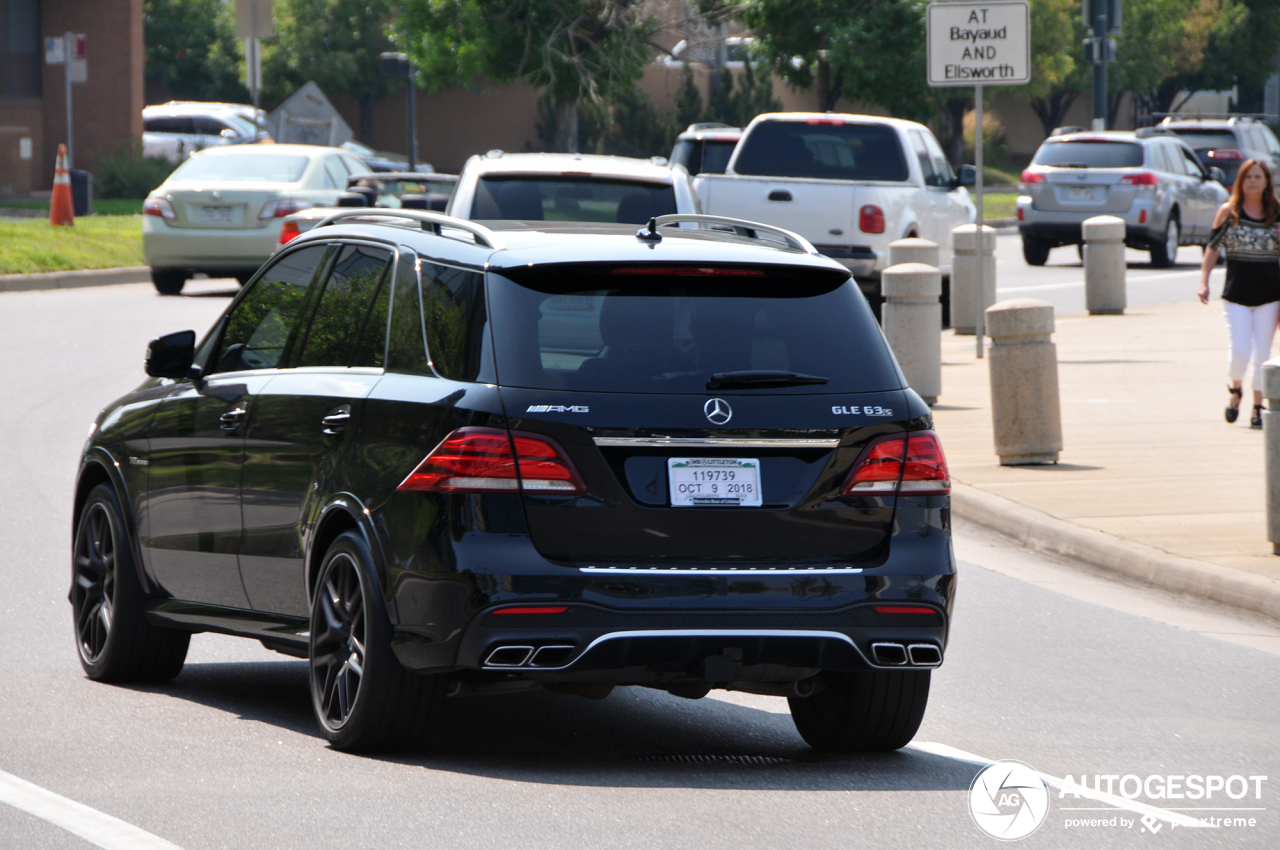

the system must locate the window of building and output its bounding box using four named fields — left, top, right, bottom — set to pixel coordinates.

left=1, top=0, right=41, bottom=97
